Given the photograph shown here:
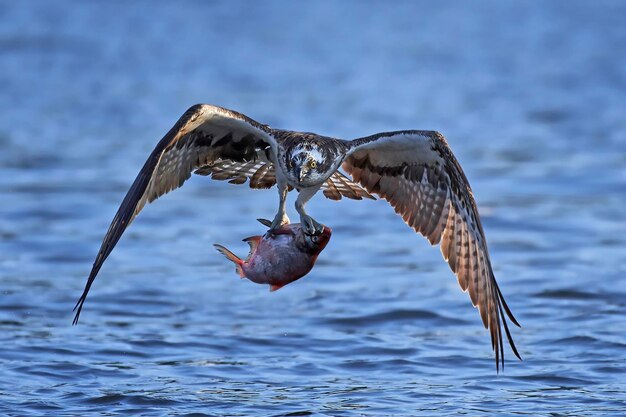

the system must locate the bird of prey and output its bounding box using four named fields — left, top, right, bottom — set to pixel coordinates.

left=73, top=104, right=521, bottom=370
